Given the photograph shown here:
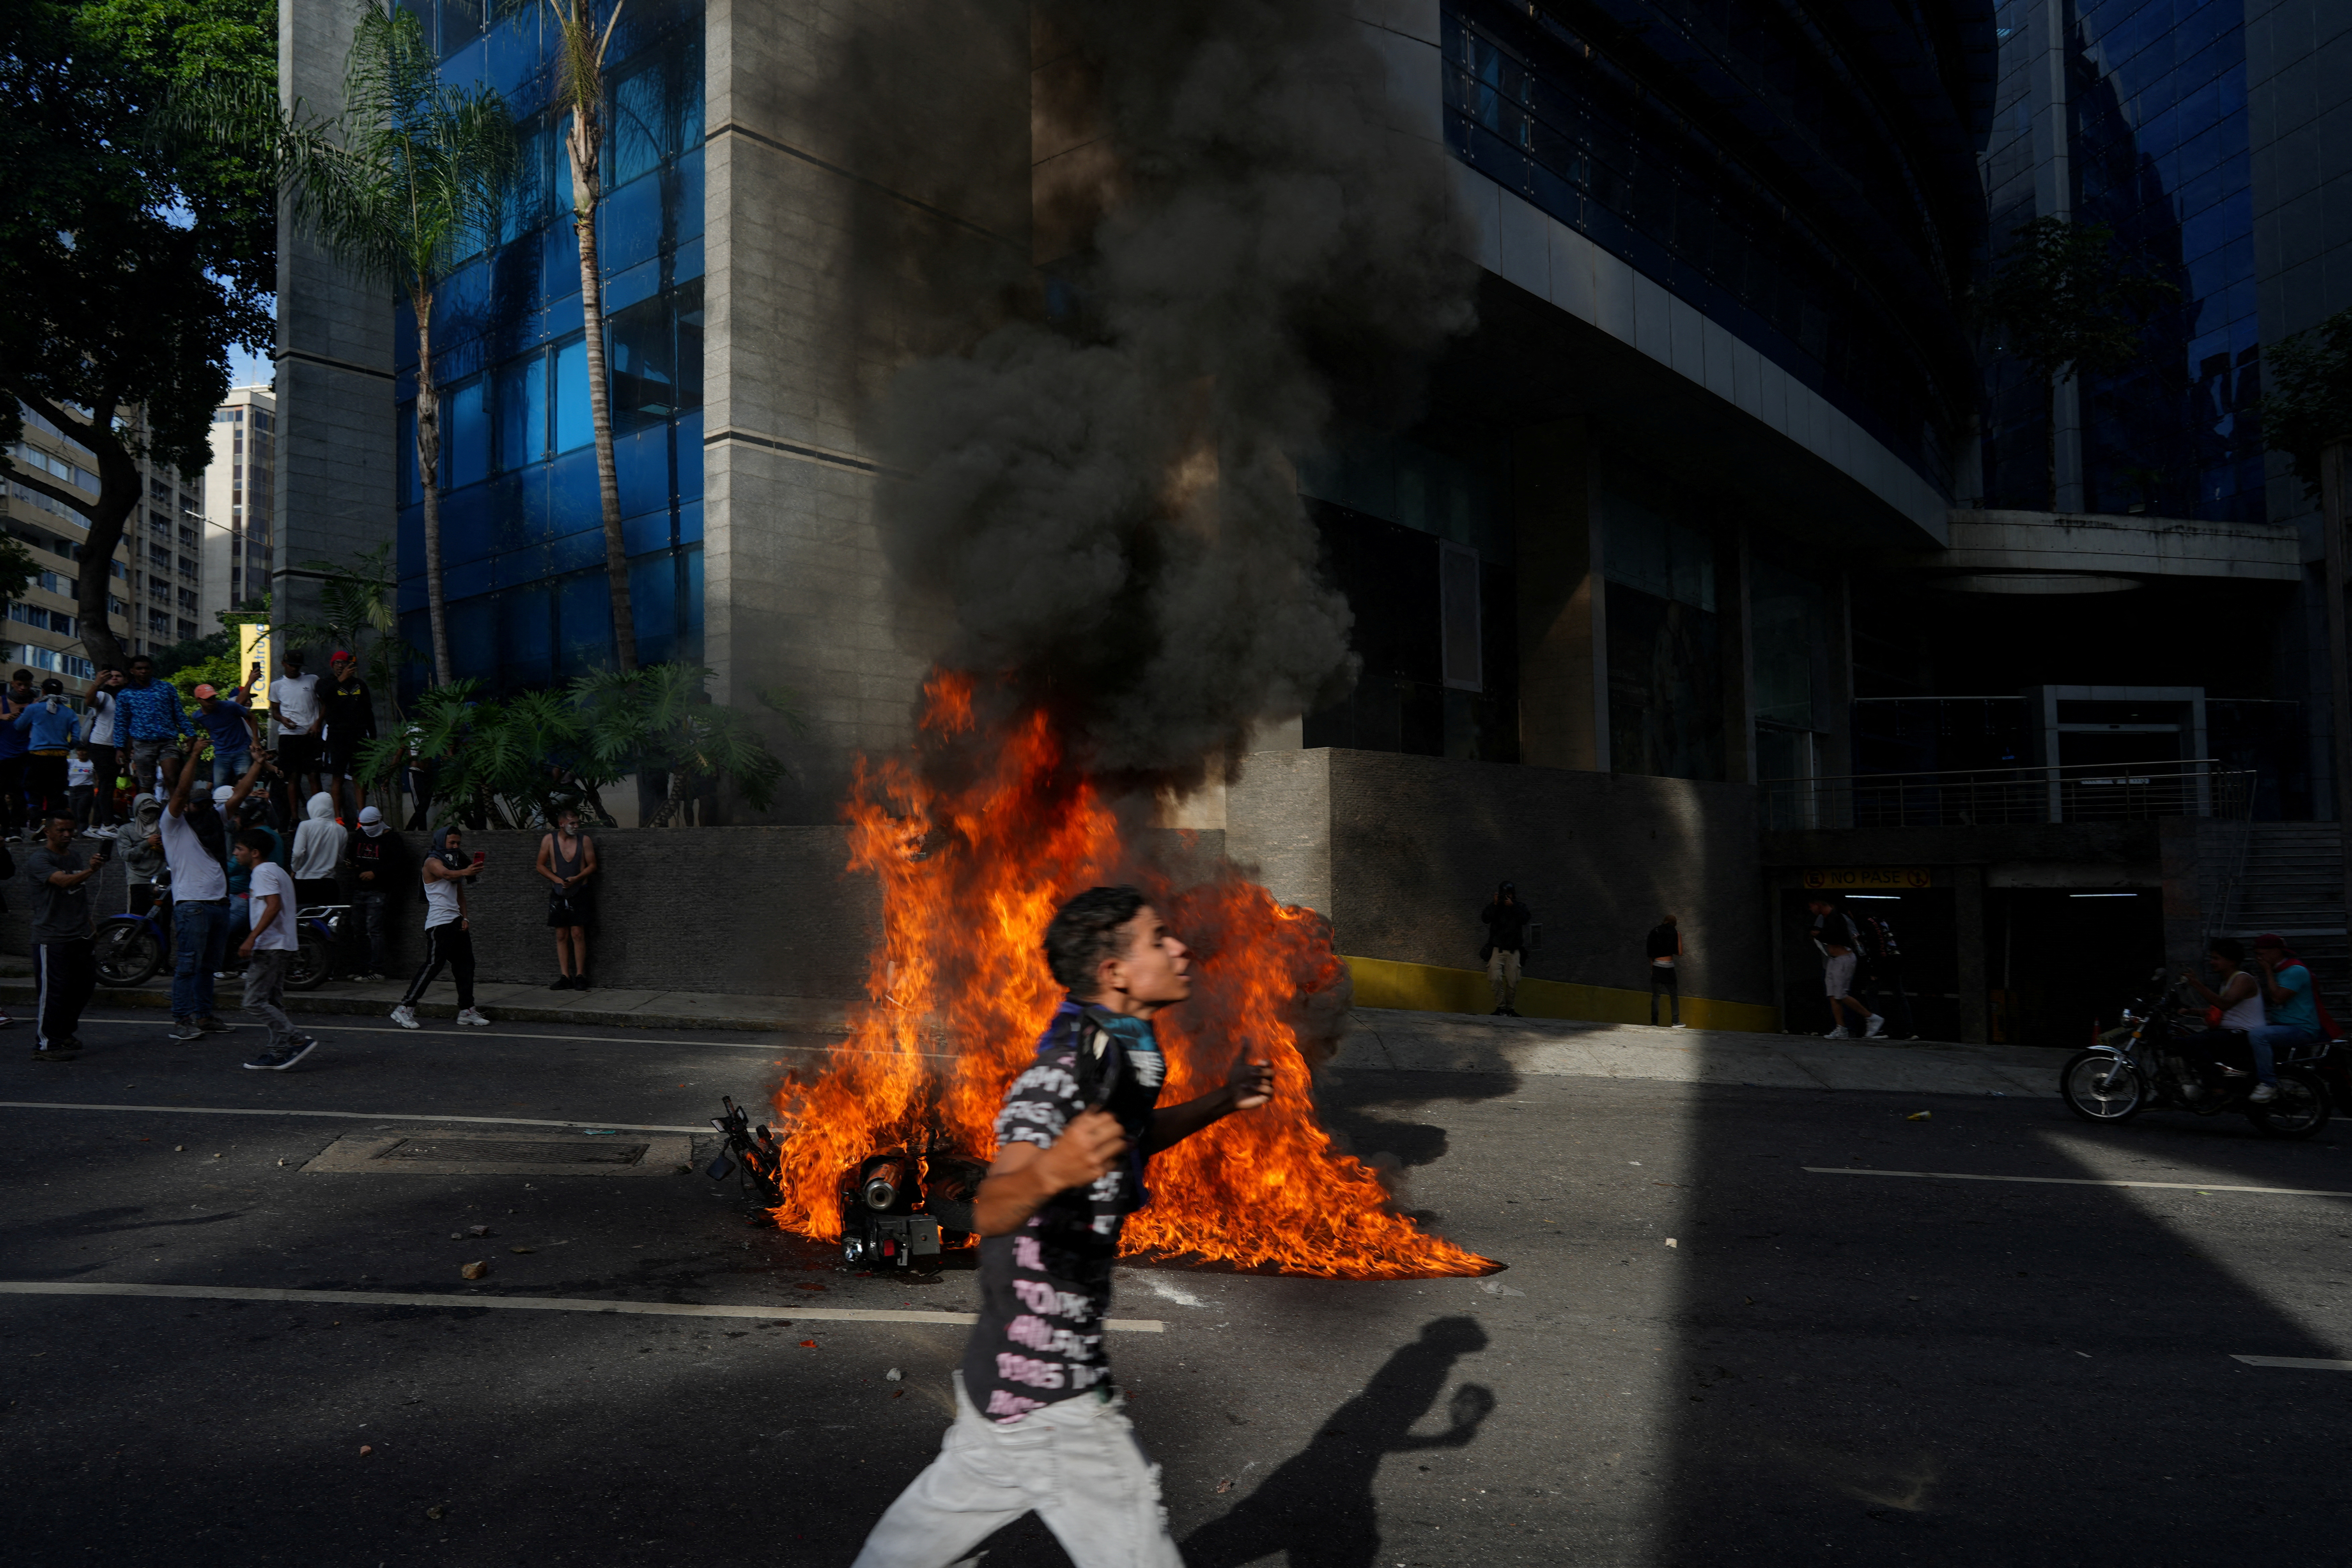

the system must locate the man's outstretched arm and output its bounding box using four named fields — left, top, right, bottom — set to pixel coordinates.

left=1142, top=1057, right=1274, bottom=1155
left=974, top=1112, right=1127, bottom=1236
